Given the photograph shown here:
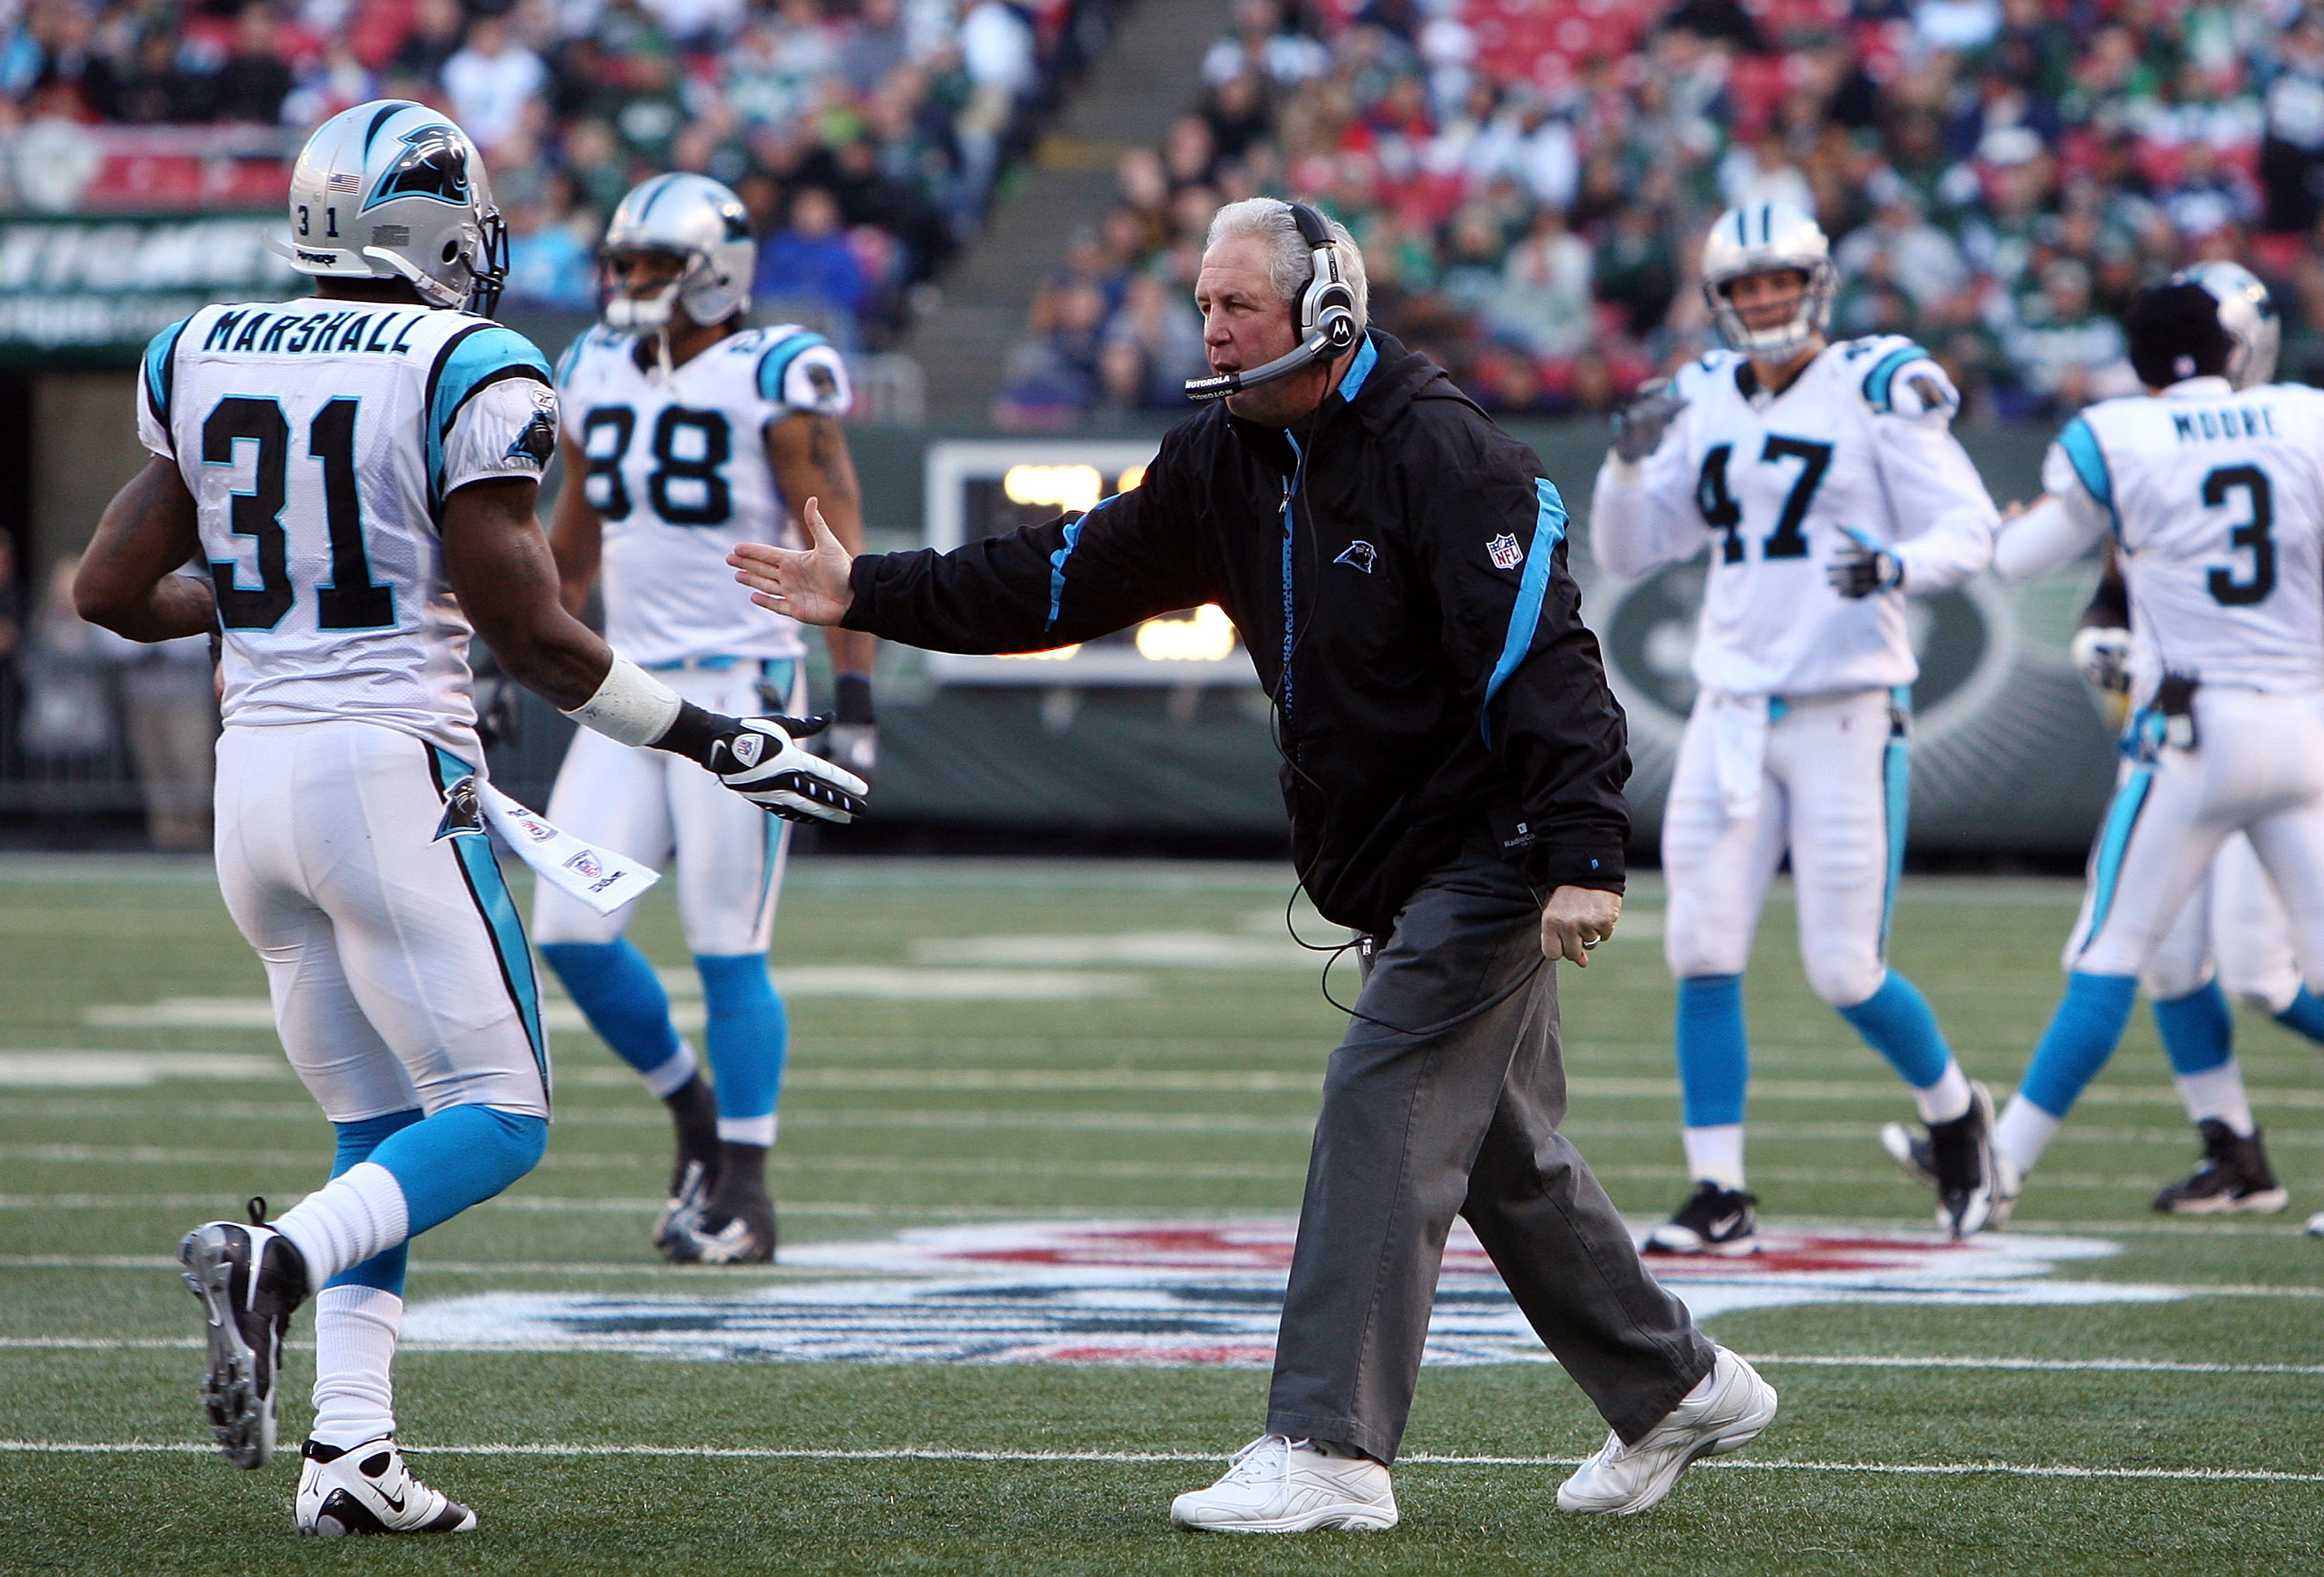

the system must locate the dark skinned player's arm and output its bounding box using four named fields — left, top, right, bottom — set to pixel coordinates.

left=765, top=411, right=877, bottom=675
left=545, top=426, right=603, bottom=619
left=74, top=456, right=216, bottom=640
left=442, top=476, right=617, bottom=709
